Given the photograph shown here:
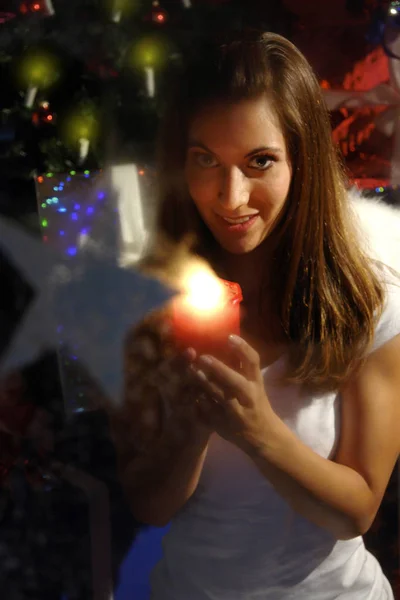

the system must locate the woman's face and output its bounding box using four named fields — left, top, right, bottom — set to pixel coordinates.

left=185, top=96, right=292, bottom=255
